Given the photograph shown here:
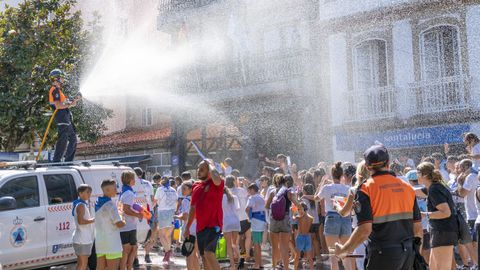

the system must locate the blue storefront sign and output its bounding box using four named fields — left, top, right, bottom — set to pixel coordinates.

left=336, top=124, right=470, bottom=151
